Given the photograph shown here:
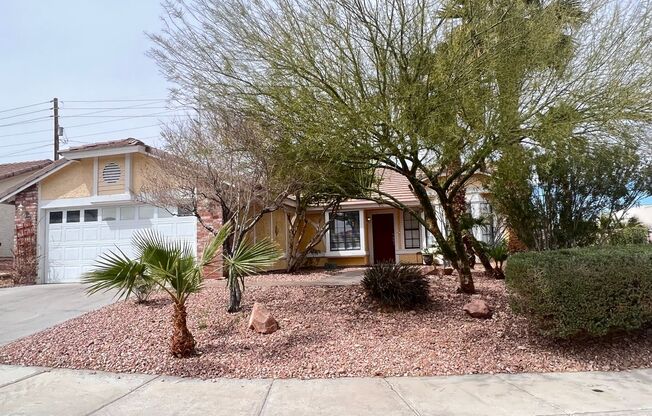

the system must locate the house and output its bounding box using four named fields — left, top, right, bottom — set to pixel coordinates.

left=0, top=138, right=495, bottom=283
left=0, top=160, right=53, bottom=261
